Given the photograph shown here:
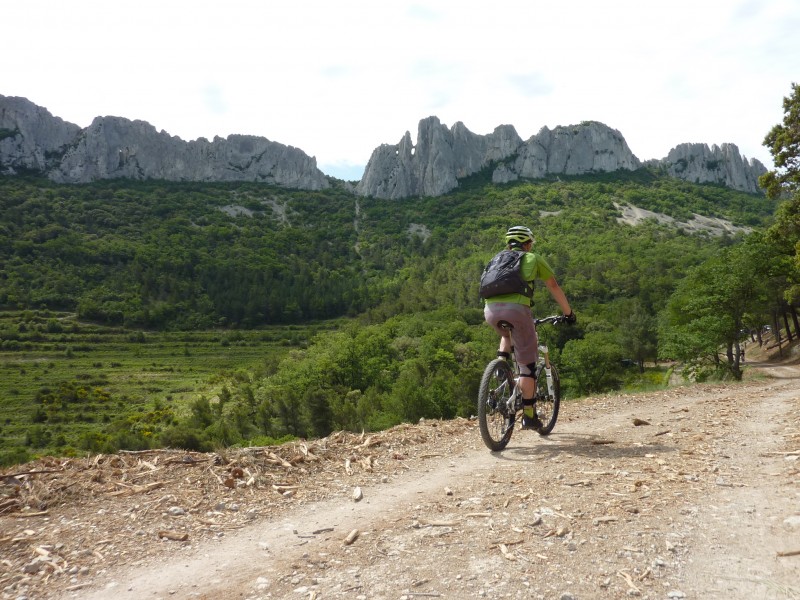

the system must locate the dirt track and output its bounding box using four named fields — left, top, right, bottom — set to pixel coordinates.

left=3, top=360, right=800, bottom=600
